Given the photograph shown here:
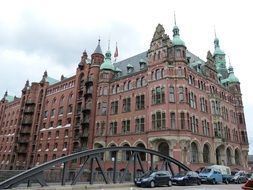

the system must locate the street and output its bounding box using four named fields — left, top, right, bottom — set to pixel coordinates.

left=98, top=184, right=244, bottom=190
